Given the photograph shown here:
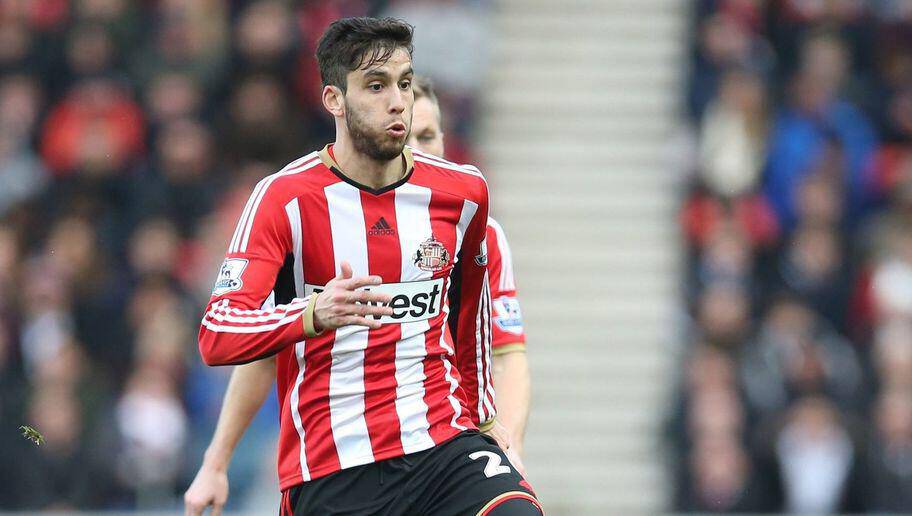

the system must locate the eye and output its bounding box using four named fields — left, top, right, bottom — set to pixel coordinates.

left=369, top=83, right=383, bottom=92
left=399, top=79, right=411, bottom=90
